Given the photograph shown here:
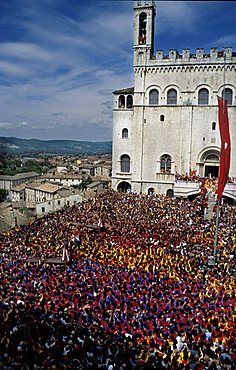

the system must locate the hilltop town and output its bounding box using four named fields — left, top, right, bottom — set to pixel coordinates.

left=0, top=153, right=111, bottom=231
